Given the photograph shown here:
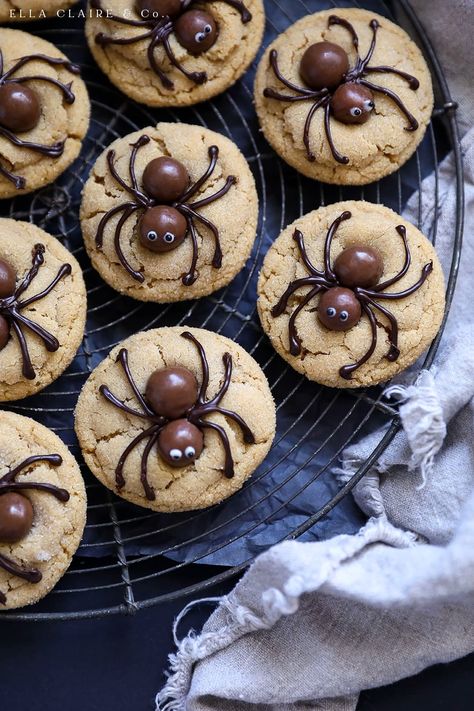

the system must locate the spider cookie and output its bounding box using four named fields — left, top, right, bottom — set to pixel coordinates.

left=80, top=122, right=258, bottom=302
left=0, top=411, right=86, bottom=610
left=0, top=28, right=90, bottom=199
left=254, top=8, right=433, bottom=185
left=0, top=219, right=87, bottom=401
left=85, top=0, right=264, bottom=107
left=75, top=327, right=276, bottom=512
left=258, top=201, right=445, bottom=389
